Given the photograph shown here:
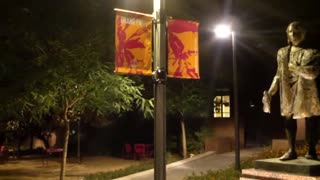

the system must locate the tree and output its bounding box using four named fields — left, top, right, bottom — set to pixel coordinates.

left=36, top=42, right=154, bottom=179
left=1, top=39, right=153, bottom=179
left=0, top=1, right=153, bottom=179
left=167, top=79, right=208, bottom=158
